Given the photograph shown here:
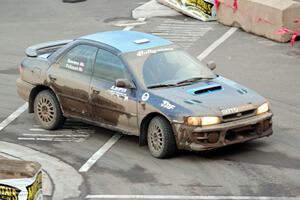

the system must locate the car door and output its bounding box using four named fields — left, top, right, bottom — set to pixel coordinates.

left=48, top=44, right=97, bottom=120
left=90, top=48, right=138, bottom=135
